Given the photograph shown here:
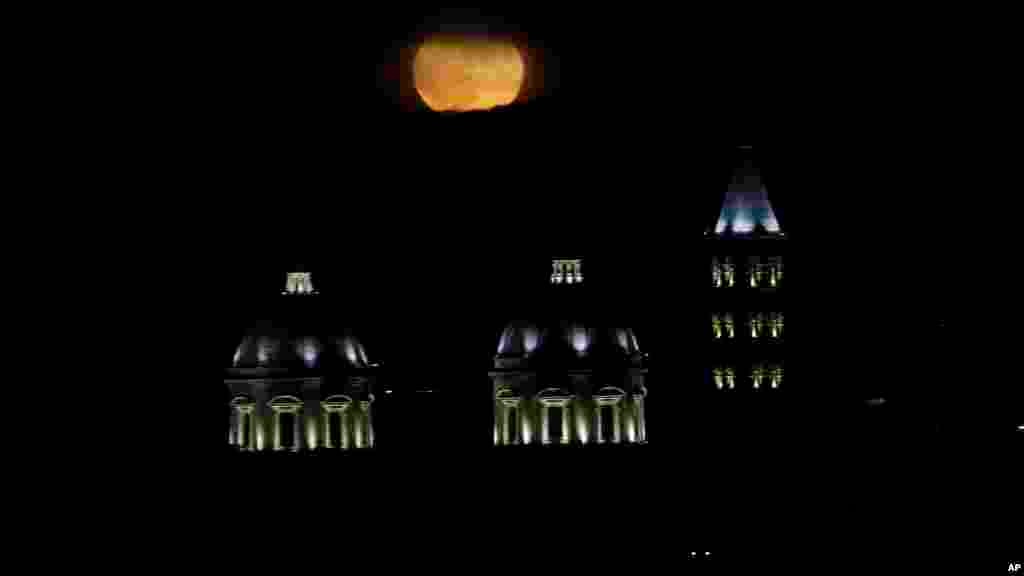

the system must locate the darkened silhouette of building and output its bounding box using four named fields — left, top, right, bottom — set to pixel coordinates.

left=701, top=147, right=789, bottom=434
left=224, top=272, right=380, bottom=452
left=490, top=258, right=648, bottom=446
